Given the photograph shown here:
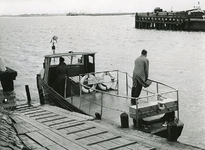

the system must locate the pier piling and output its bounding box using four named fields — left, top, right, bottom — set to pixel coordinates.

left=25, top=85, right=31, bottom=105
